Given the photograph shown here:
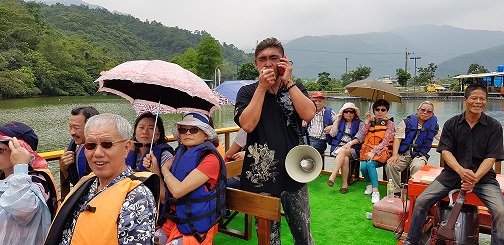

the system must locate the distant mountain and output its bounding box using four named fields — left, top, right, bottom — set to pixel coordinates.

left=390, top=25, right=504, bottom=77
left=284, top=33, right=425, bottom=79
left=285, top=25, right=504, bottom=79
left=29, top=1, right=504, bottom=79
left=437, top=45, right=504, bottom=77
